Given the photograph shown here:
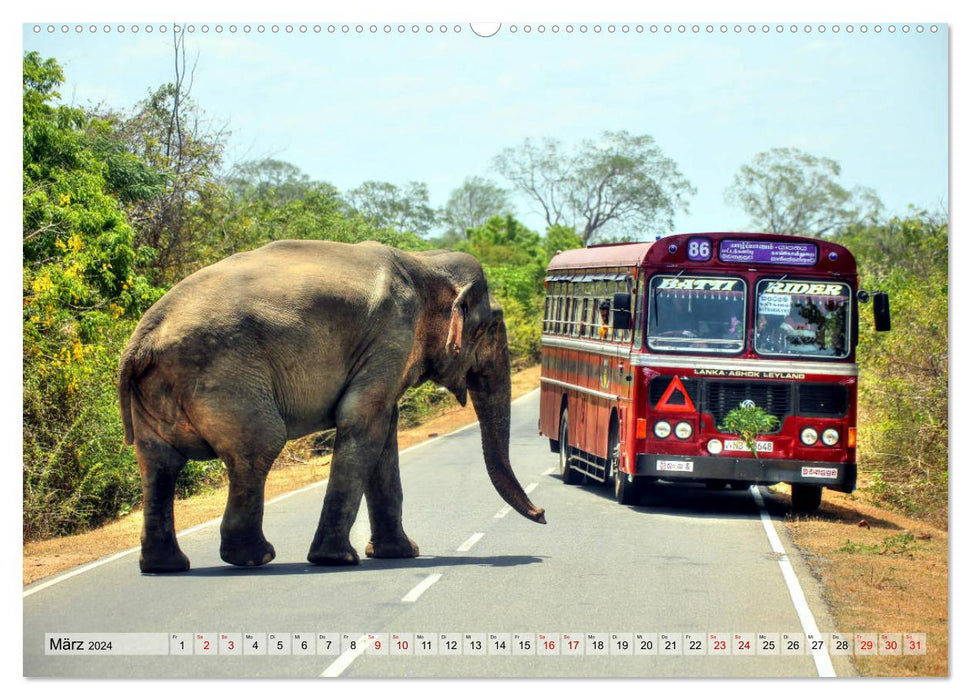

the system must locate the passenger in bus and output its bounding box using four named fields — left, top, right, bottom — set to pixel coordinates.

left=598, top=299, right=611, bottom=339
